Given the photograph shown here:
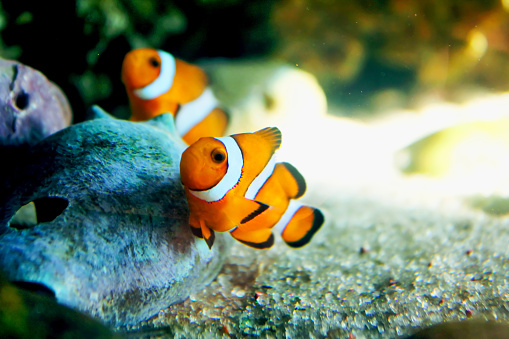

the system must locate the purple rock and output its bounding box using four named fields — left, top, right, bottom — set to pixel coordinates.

left=0, top=58, right=72, bottom=148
